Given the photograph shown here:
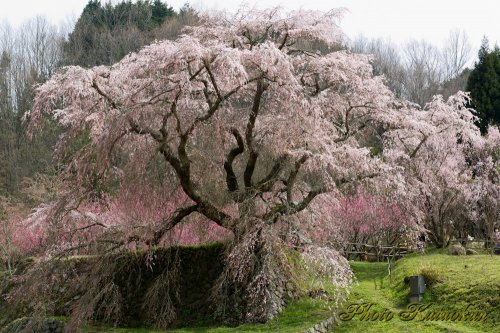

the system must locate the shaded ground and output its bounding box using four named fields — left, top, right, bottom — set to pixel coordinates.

left=84, top=297, right=334, bottom=333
